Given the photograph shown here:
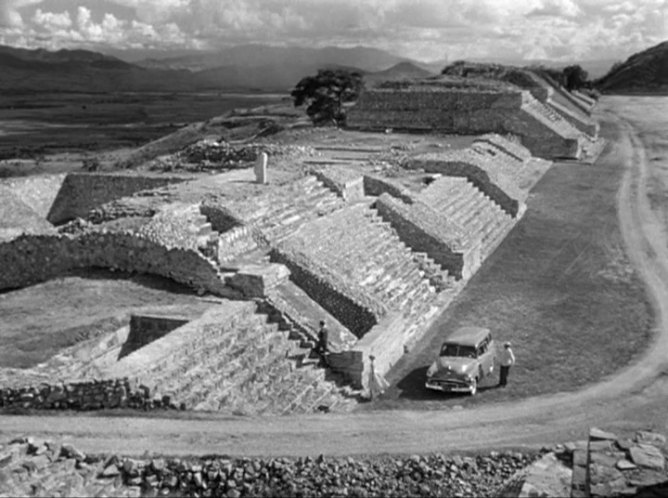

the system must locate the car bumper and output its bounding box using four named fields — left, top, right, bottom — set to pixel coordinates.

left=425, top=380, right=474, bottom=393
